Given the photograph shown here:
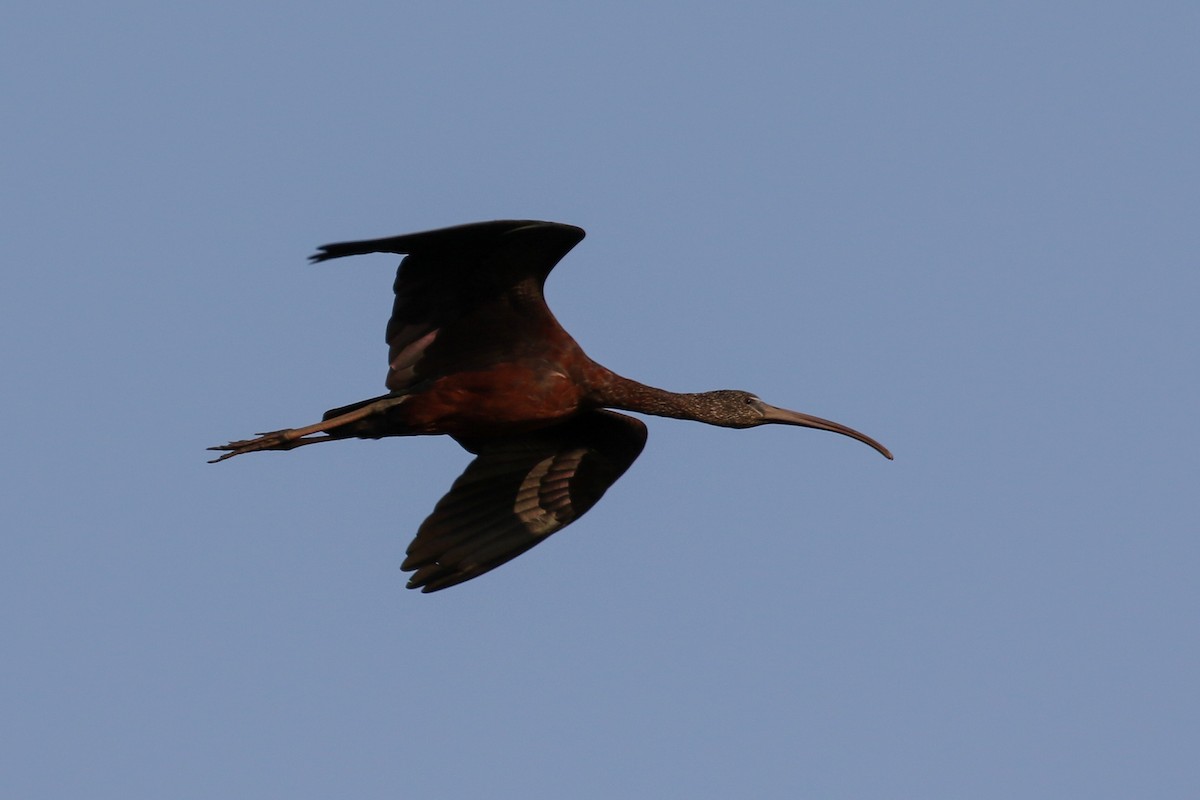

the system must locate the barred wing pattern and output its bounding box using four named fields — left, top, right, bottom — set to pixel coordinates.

left=402, top=411, right=648, bottom=592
